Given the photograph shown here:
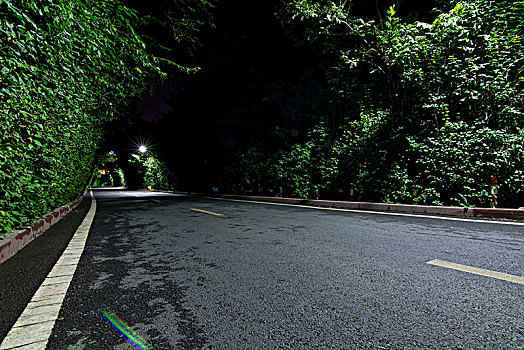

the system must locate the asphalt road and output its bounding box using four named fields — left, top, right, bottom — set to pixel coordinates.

left=3, top=188, right=524, bottom=349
